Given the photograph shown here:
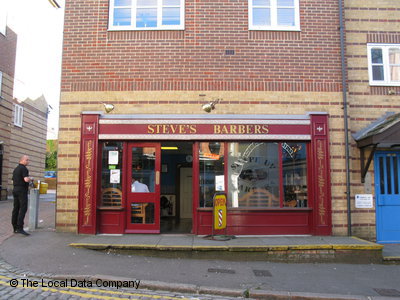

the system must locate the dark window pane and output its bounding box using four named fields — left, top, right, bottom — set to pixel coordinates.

left=372, top=66, right=384, bottom=81
left=100, top=142, right=123, bottom=207
left=131, top=147, right=155, bottom=192
left=394, top=157, right=399, bottom=194
left=199, top=142, right=224, bottom=208
left=282, top=143, right=308, bottom=207
left=386, top=157, right=392, bottom=194
left=371, top=48, right=383, bottom=64
left=379, top=157, right=385, bottom=194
